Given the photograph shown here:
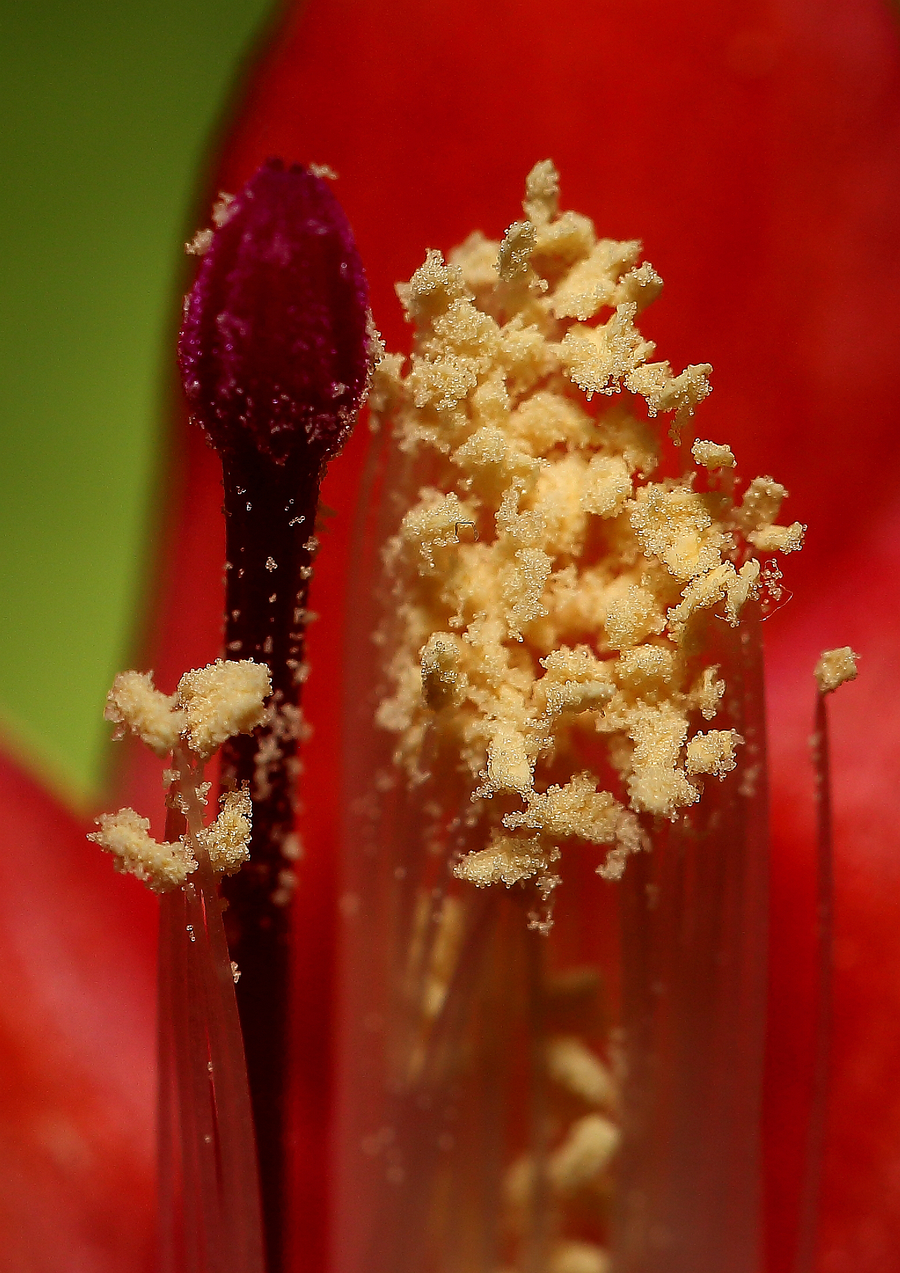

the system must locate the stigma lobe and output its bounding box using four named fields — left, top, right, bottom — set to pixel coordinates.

left=179, top=158, right=373, bottom=465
